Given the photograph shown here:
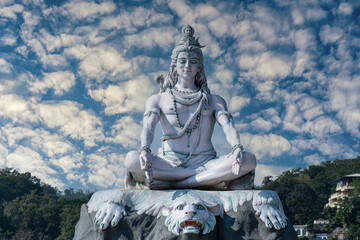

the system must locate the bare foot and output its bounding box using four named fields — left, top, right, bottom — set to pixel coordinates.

left=211, top=181, right=229, bottom=190
left=149, top=179, right=173, bottom=190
